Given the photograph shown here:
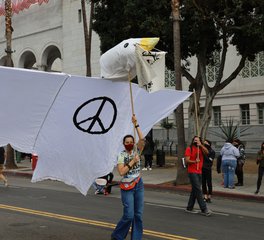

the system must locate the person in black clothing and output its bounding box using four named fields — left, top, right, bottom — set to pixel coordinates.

left=0, top=146, right=8, bottom=187
left=202, top=140, right=215, bottom=203
left=255, top=142, right=264, bottom=194
left=142, top=135, right=155, bottom=171
left=233, top=139, right=246, bottom=186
